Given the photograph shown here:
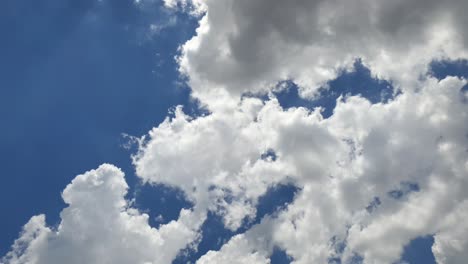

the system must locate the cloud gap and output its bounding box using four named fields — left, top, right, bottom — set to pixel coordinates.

left=387, top=182, right=420, bottom=200
left=131, top=183, right=194, bottom=227
left=399, top=236, right=436, bottom=264
left=270, top=246, right=293, bottom=264
left=260, top=59, right=395, bottom=118
left=173, top=183, right=299, bottom=263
